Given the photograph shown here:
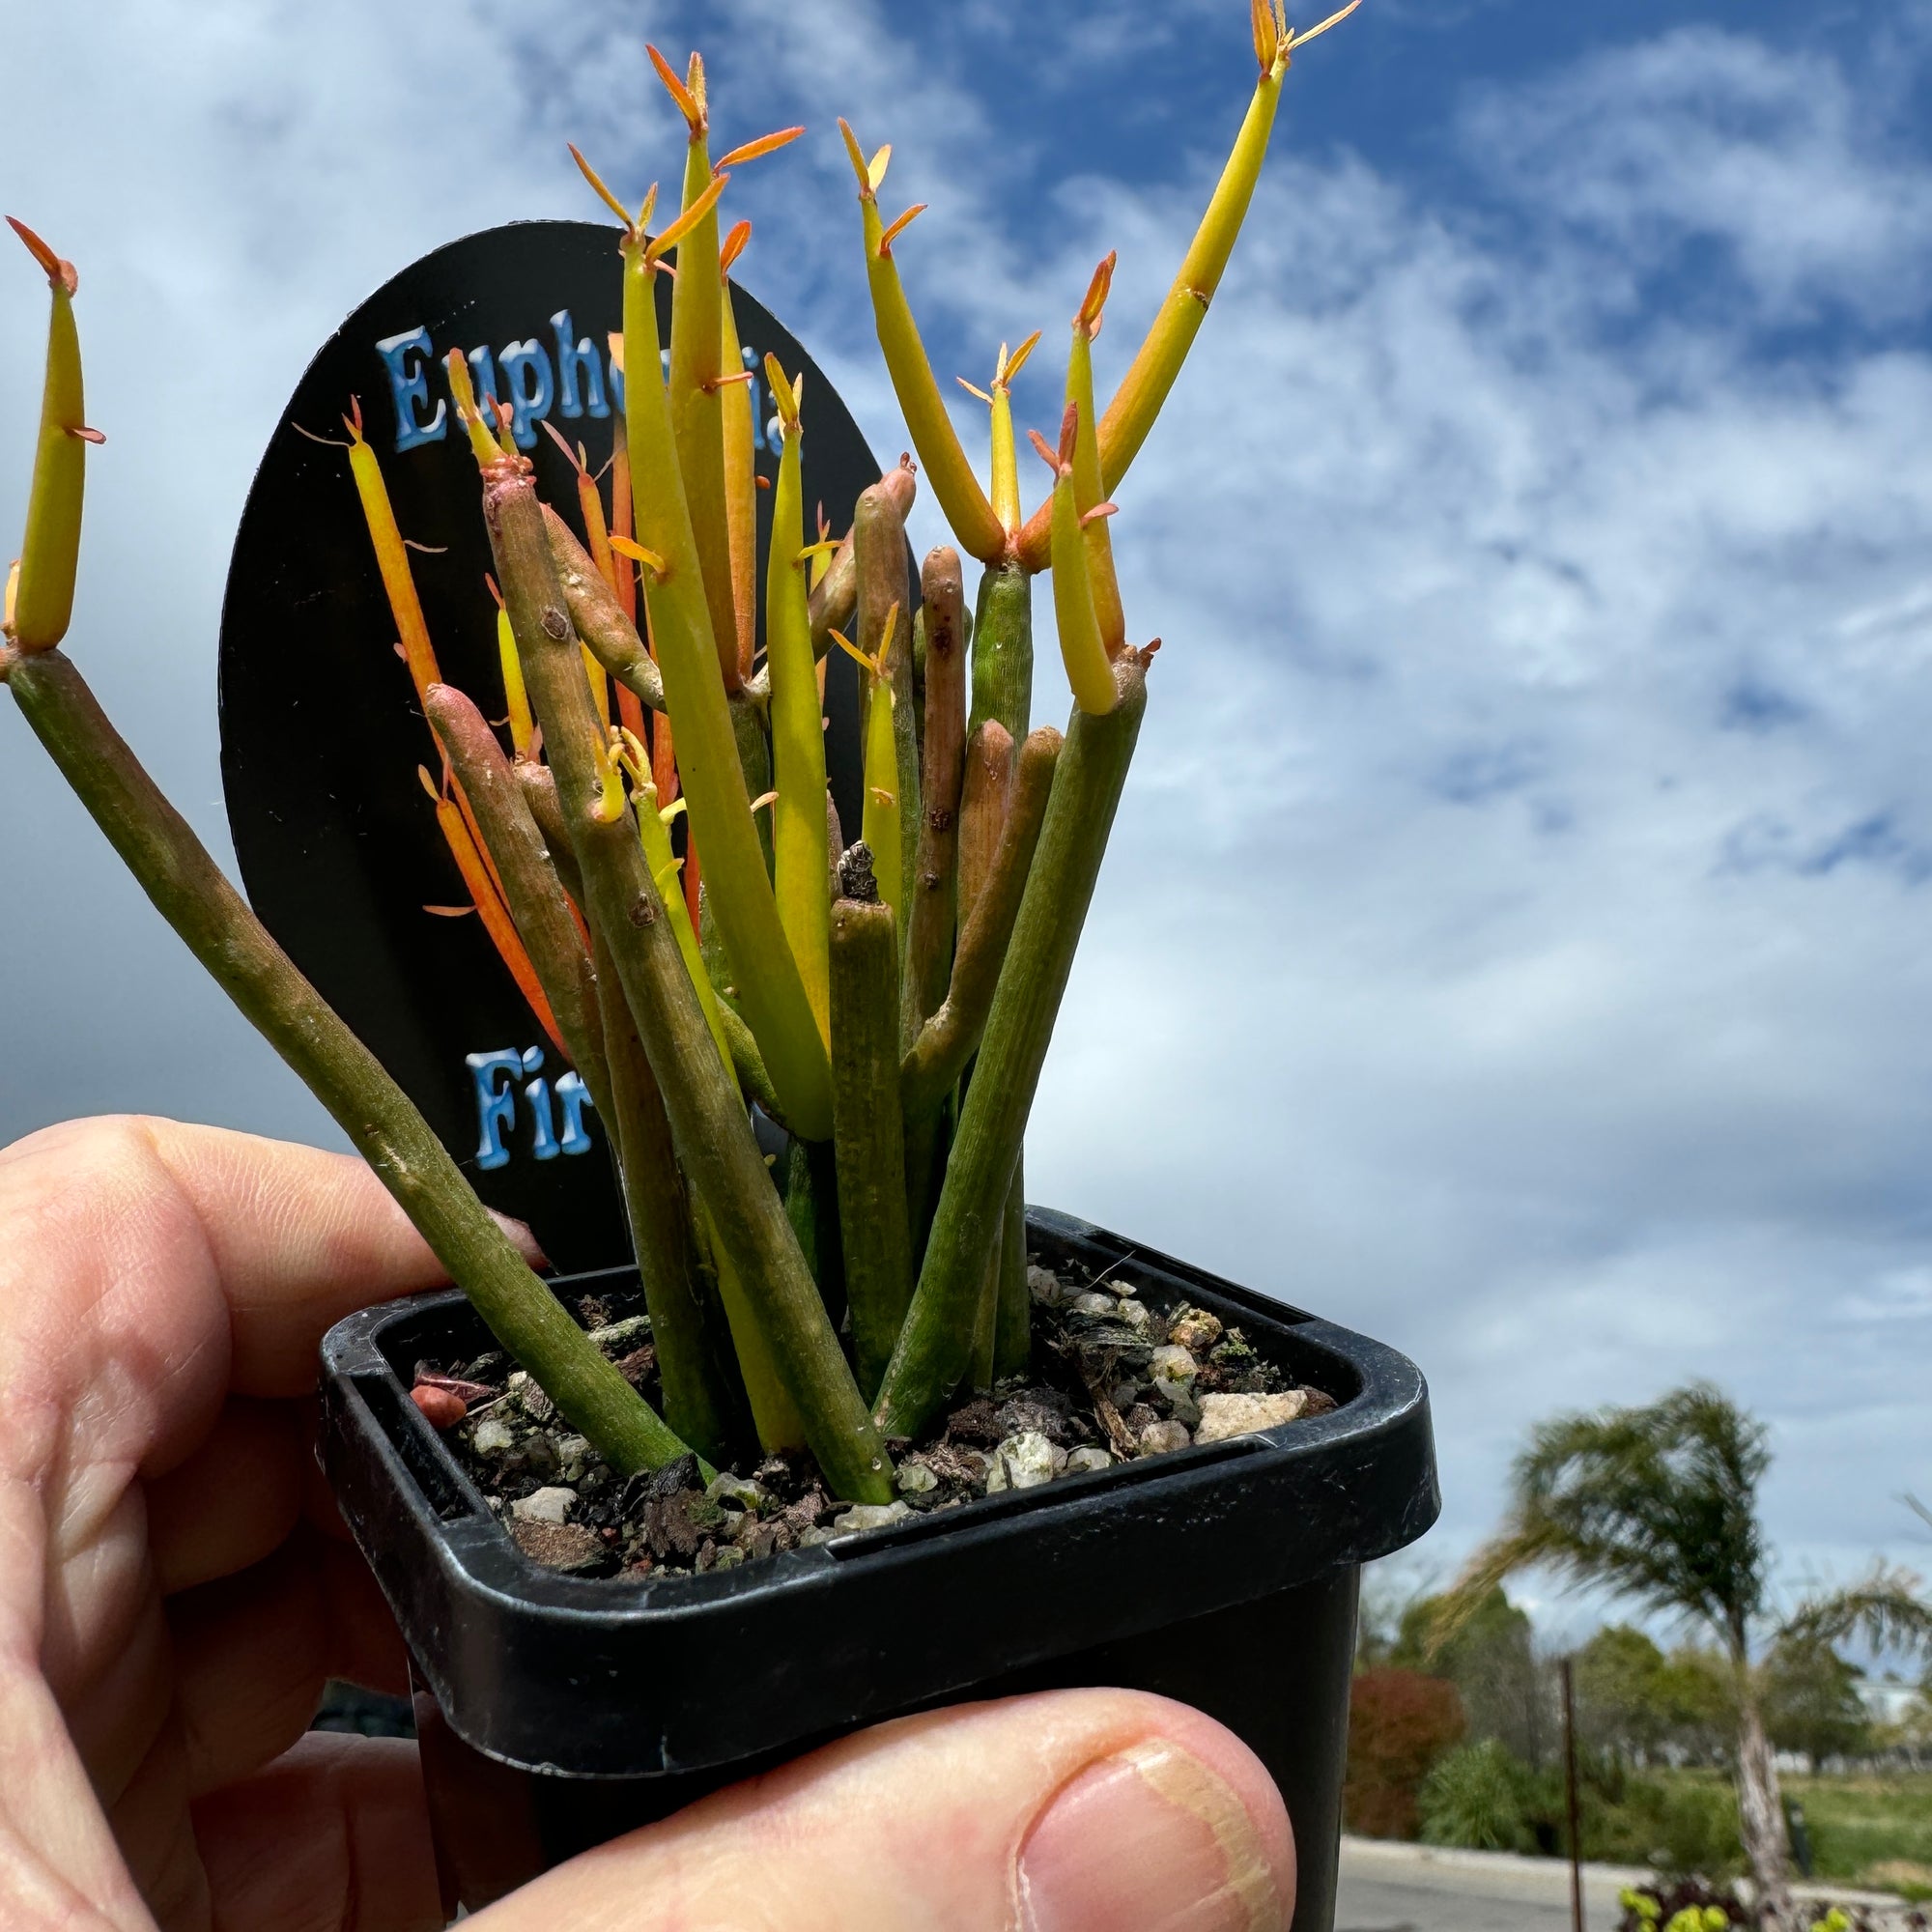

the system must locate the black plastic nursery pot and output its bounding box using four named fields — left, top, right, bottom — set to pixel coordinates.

left=320, top=1208, right=1439, bottom=1932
